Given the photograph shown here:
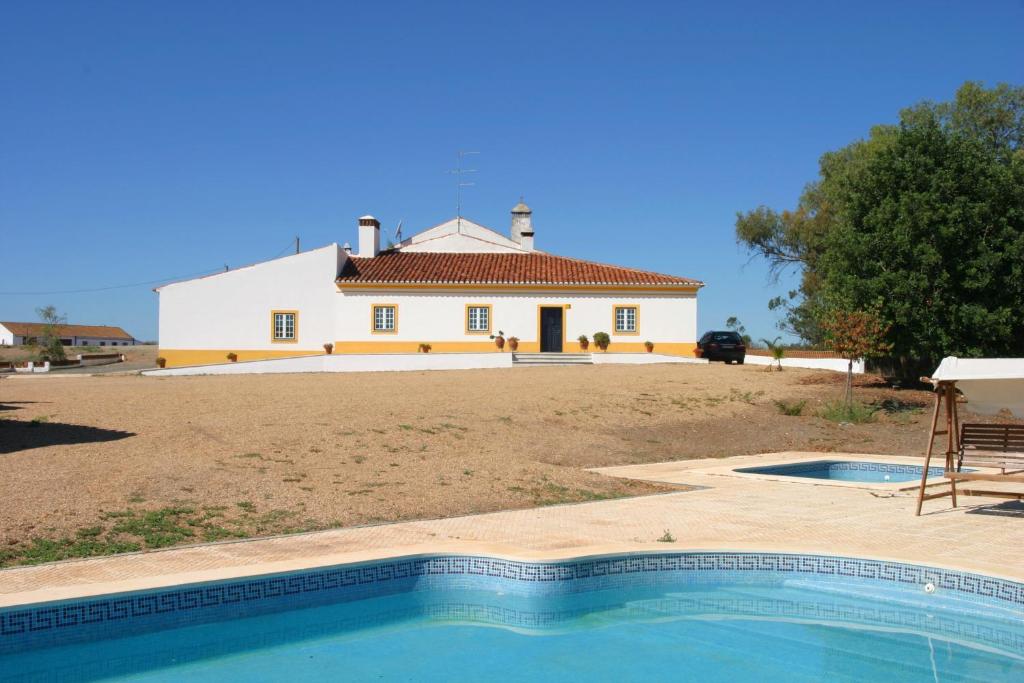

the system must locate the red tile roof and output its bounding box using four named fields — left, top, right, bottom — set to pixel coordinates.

left=0, top=322, right=134, bottom=340
left=336, top=251, right=702, bottom=287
